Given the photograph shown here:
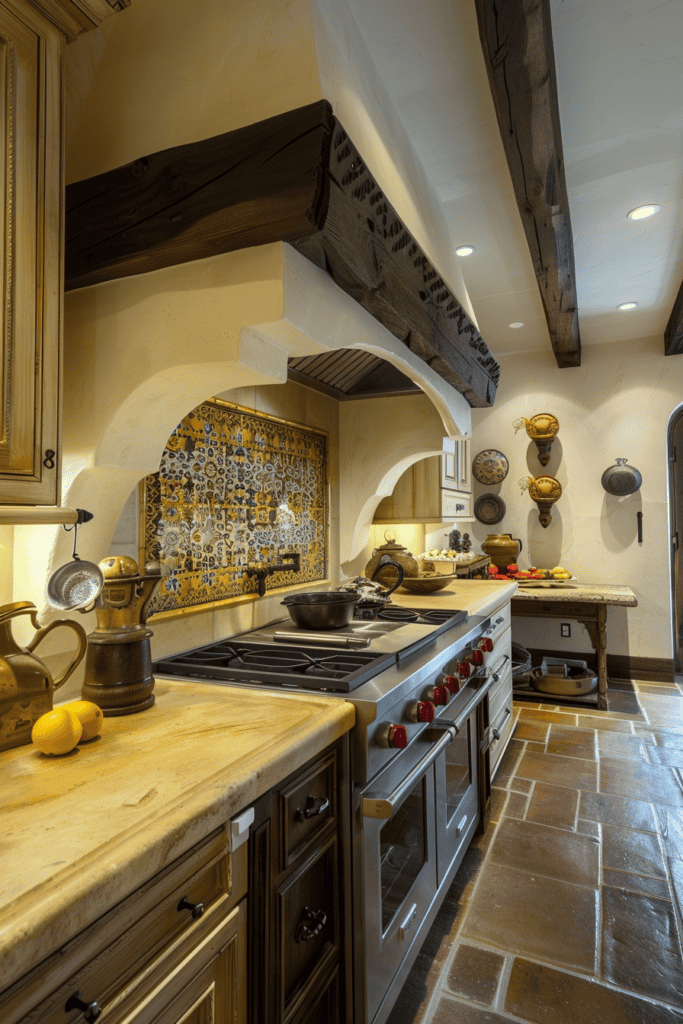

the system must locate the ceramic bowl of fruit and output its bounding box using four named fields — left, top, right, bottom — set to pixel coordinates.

left=399, top=572, right=456, bottom=594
